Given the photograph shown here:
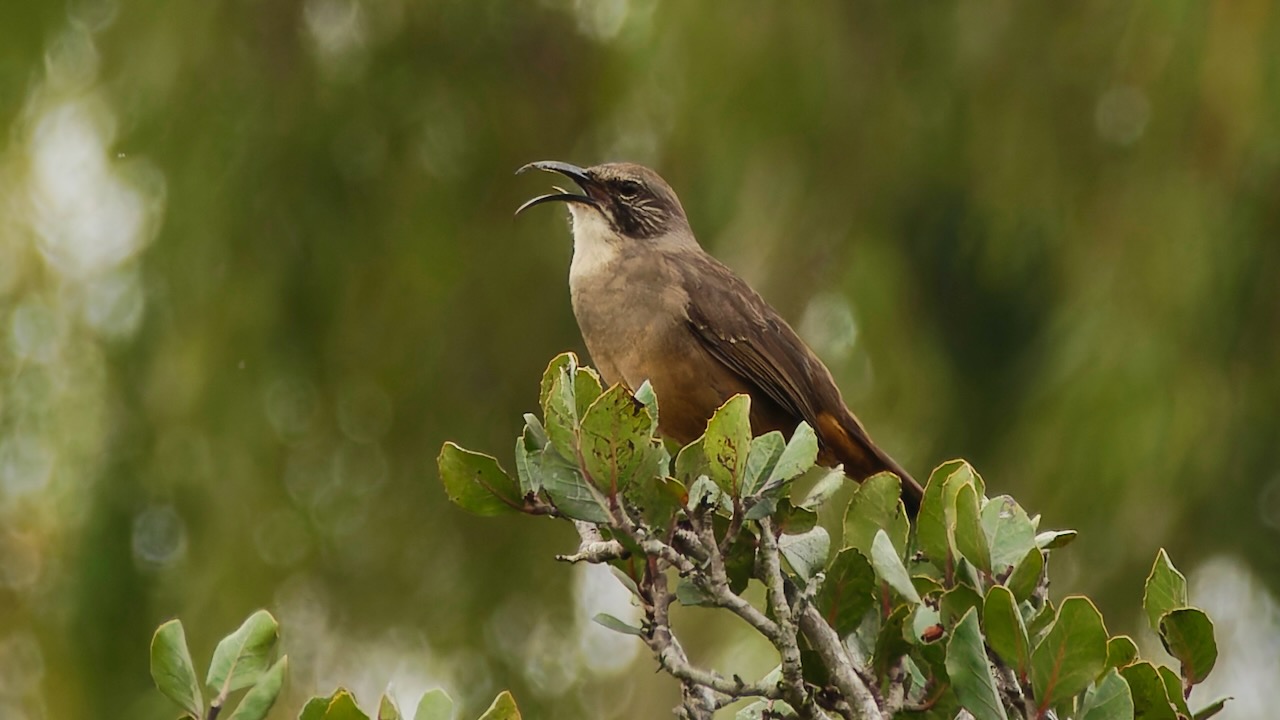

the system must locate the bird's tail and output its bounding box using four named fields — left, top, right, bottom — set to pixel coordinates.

left=816, top=410, right=925, bottom=517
